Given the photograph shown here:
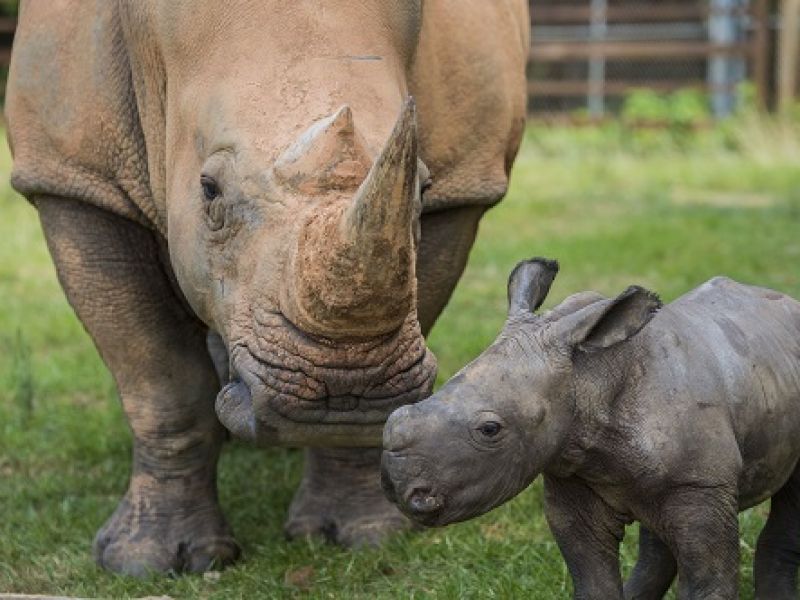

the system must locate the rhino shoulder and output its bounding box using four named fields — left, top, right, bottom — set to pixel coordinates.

left=6, top=1, right=159, bottom=231
left=411, top=0, right=529, bottom=212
